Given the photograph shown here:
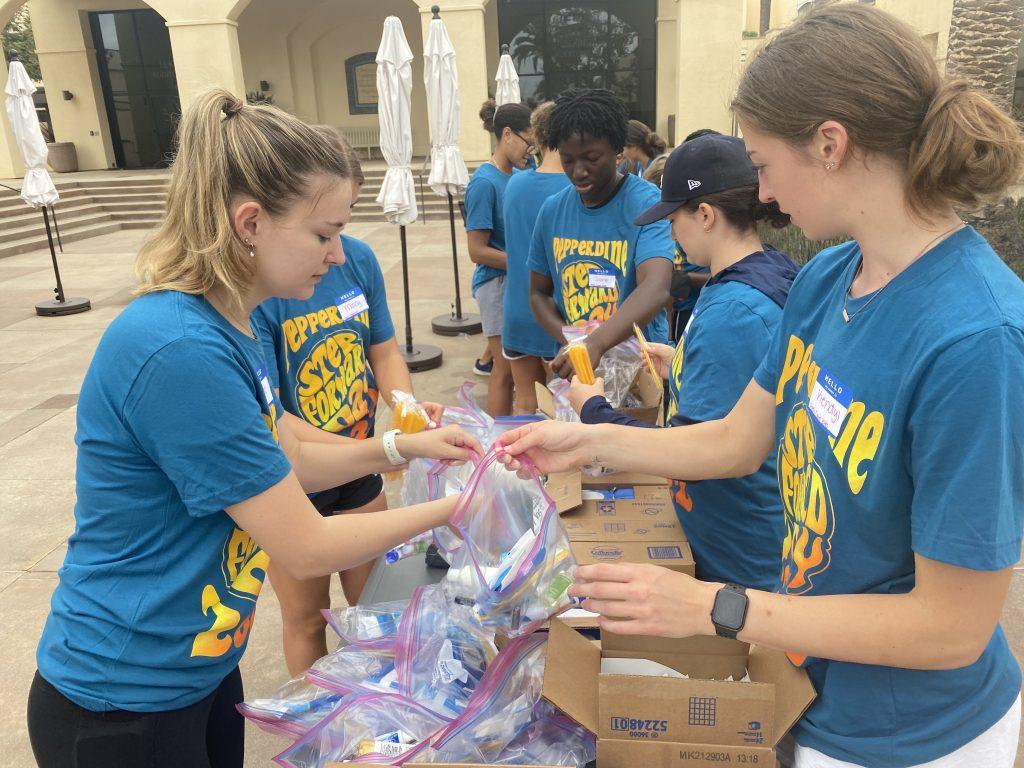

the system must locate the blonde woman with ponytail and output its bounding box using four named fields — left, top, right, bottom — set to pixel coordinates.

left=27, top=90, right=479, bottom=768
left=498, top=6, right=1024, bottom=767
